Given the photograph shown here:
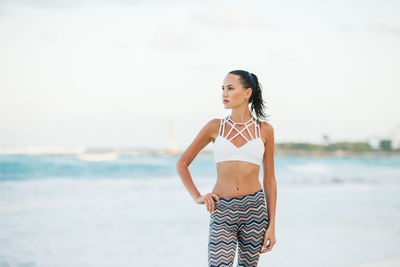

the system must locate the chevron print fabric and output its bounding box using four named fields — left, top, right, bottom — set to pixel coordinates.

left=208, top=189, right=269, bottom=267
